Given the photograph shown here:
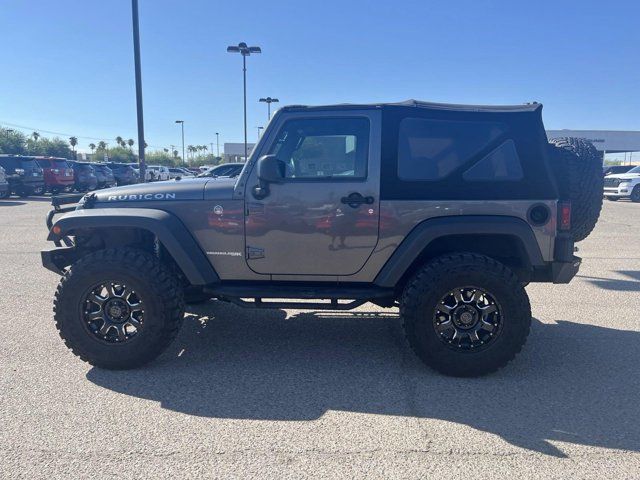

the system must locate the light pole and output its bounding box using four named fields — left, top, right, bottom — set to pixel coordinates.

left=259, top=97, right=279, bottom=121
left=227, top=42, right=261, bottom=161
left=215, top=132, right=220, bottom=158
left=175, top=120, right=185, bottom=166
left=131, top=0, right=146, bottom=182
left=256, top=126, right=264, bottom=140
